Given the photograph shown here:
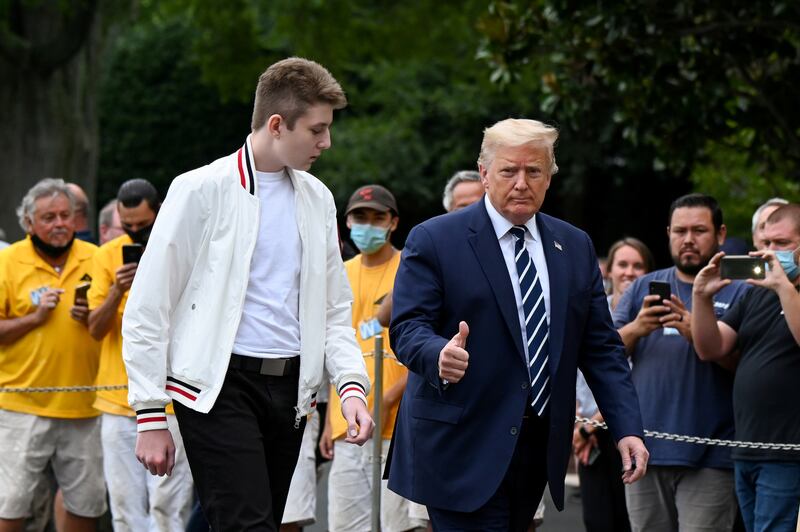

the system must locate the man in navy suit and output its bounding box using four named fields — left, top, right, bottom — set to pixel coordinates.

left=388, top=118, right=649, bottom=531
